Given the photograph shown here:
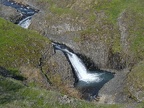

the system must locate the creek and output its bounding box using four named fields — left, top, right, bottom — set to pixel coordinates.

left=1, top=0, right=114, bottom=100
left=1, top=0, right=38, bottom=28
left=52, top=42, right=114, bottom=99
